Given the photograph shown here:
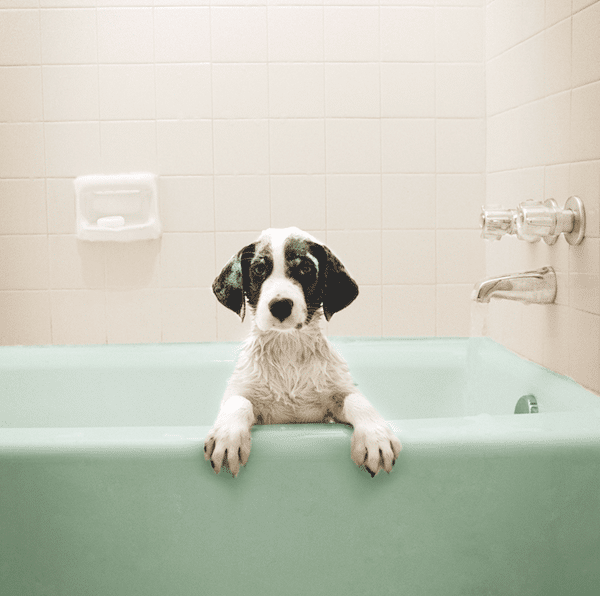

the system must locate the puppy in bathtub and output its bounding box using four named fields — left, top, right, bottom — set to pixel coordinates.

left=204, top=227, right=401, bottom=477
